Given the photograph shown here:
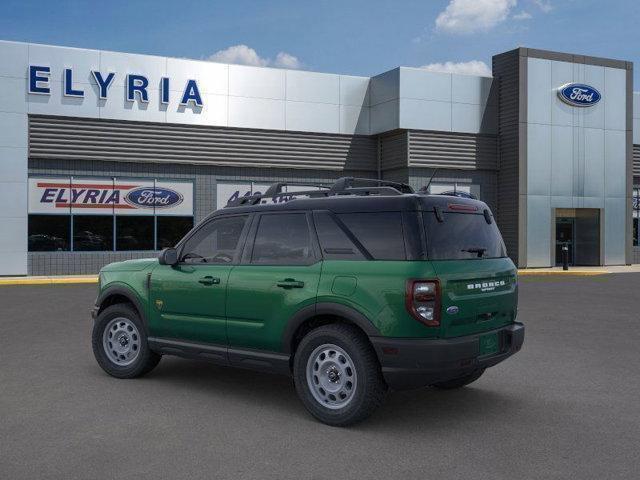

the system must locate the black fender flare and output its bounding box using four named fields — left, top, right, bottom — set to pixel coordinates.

left=281, top=302, right=381, bottom=354
left=95, top=284, right=149, bottom=332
